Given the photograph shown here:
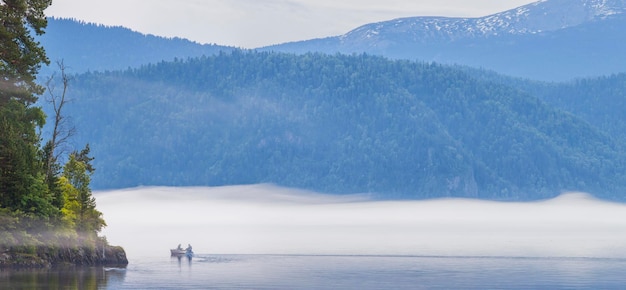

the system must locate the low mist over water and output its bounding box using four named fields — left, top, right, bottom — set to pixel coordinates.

left=95, top=185, right=626, bottom=259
